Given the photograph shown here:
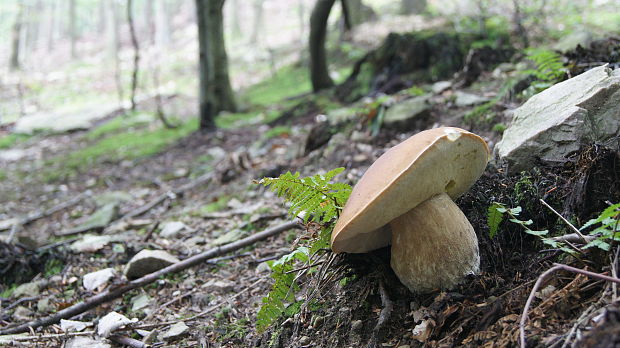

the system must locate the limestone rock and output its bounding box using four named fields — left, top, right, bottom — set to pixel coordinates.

left=454, top=91, right=490, bottom=107
left=12, top=281, right=41, bottom=298
left=61, top=319, right=90, bottom=332
left=71, top=235, right=114, bottom=253
left=14, top=105, right=120, bottom=134
left=65, top=336, right=111, bottom=348
left=495, top=65, right=620, bottom=173
left=97, top=312, right=137, bottom=337
left=202, top=279, right=235, bottom=293
left=124, top=250, right=180, bottom=279
left=432, top=81, right=452, bottom=94
left=83, top=268, right=117, bottom=291
left=162, top=321, right=189, bottom=341
left=76, top=203, right=119, bottom=231
left=160, top=221, right=188, bottom=238
left=383, top=95, right=431, bottom=128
